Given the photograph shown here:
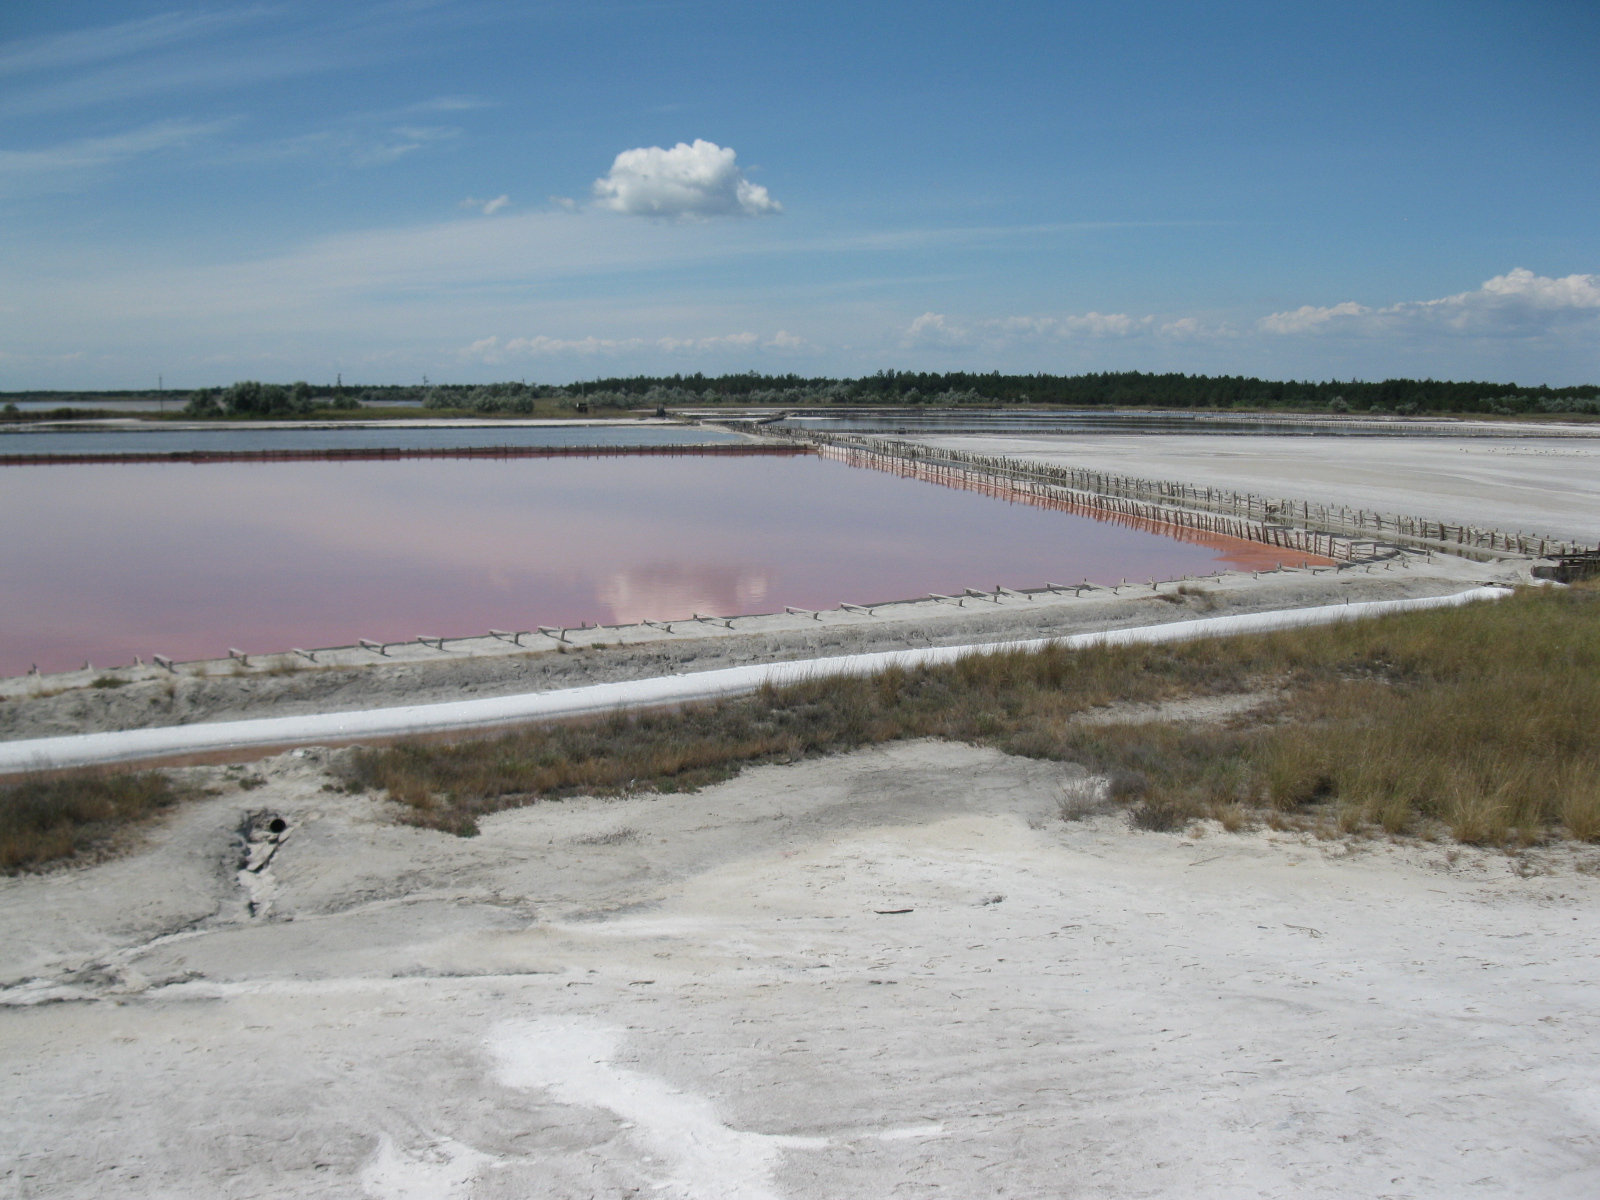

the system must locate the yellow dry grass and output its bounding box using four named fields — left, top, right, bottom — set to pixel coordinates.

left=0, top=772, right=179, bottom=872
left=6, top=584, right=1593, bottom=869
left=343, top=584, right=1600, bottom=846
